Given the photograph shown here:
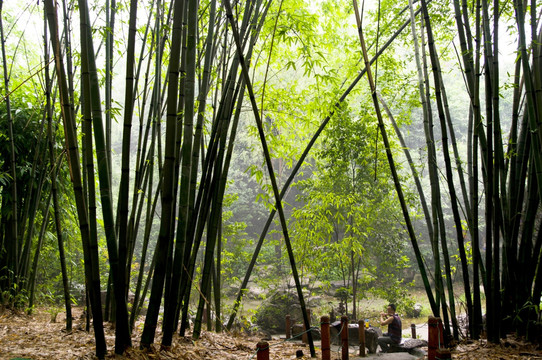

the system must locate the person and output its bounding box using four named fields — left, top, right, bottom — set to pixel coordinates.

left=377, top=303, right=402, bottom=353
